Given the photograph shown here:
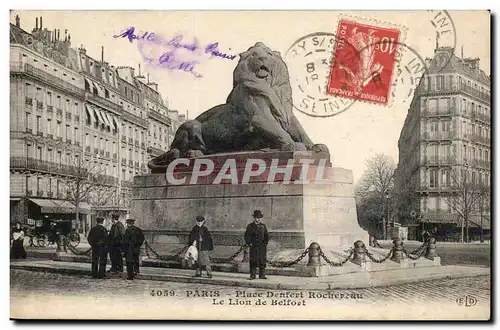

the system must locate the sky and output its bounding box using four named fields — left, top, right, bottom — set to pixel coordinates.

left=9, top=10, right=491, bottom=181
